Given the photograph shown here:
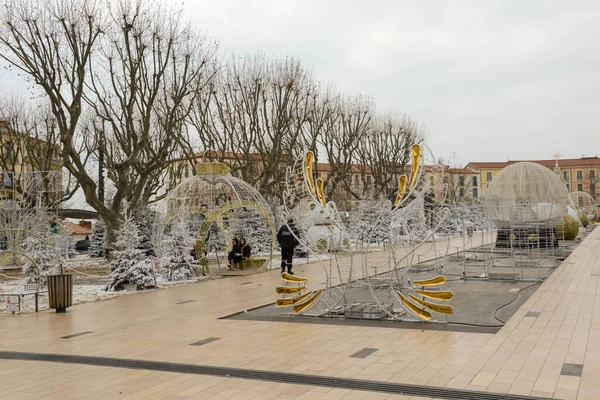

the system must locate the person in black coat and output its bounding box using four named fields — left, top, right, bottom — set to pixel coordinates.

left=227, top=238, right=242, bottom=270
left=277, top=219, right=299, bottom=275
left=240, top=238, right=251, bottom=260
